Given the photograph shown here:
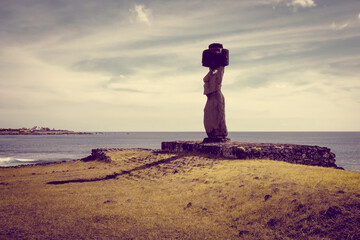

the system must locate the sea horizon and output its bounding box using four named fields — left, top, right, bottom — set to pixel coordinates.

left=0, top=132, right=359, bottom=172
